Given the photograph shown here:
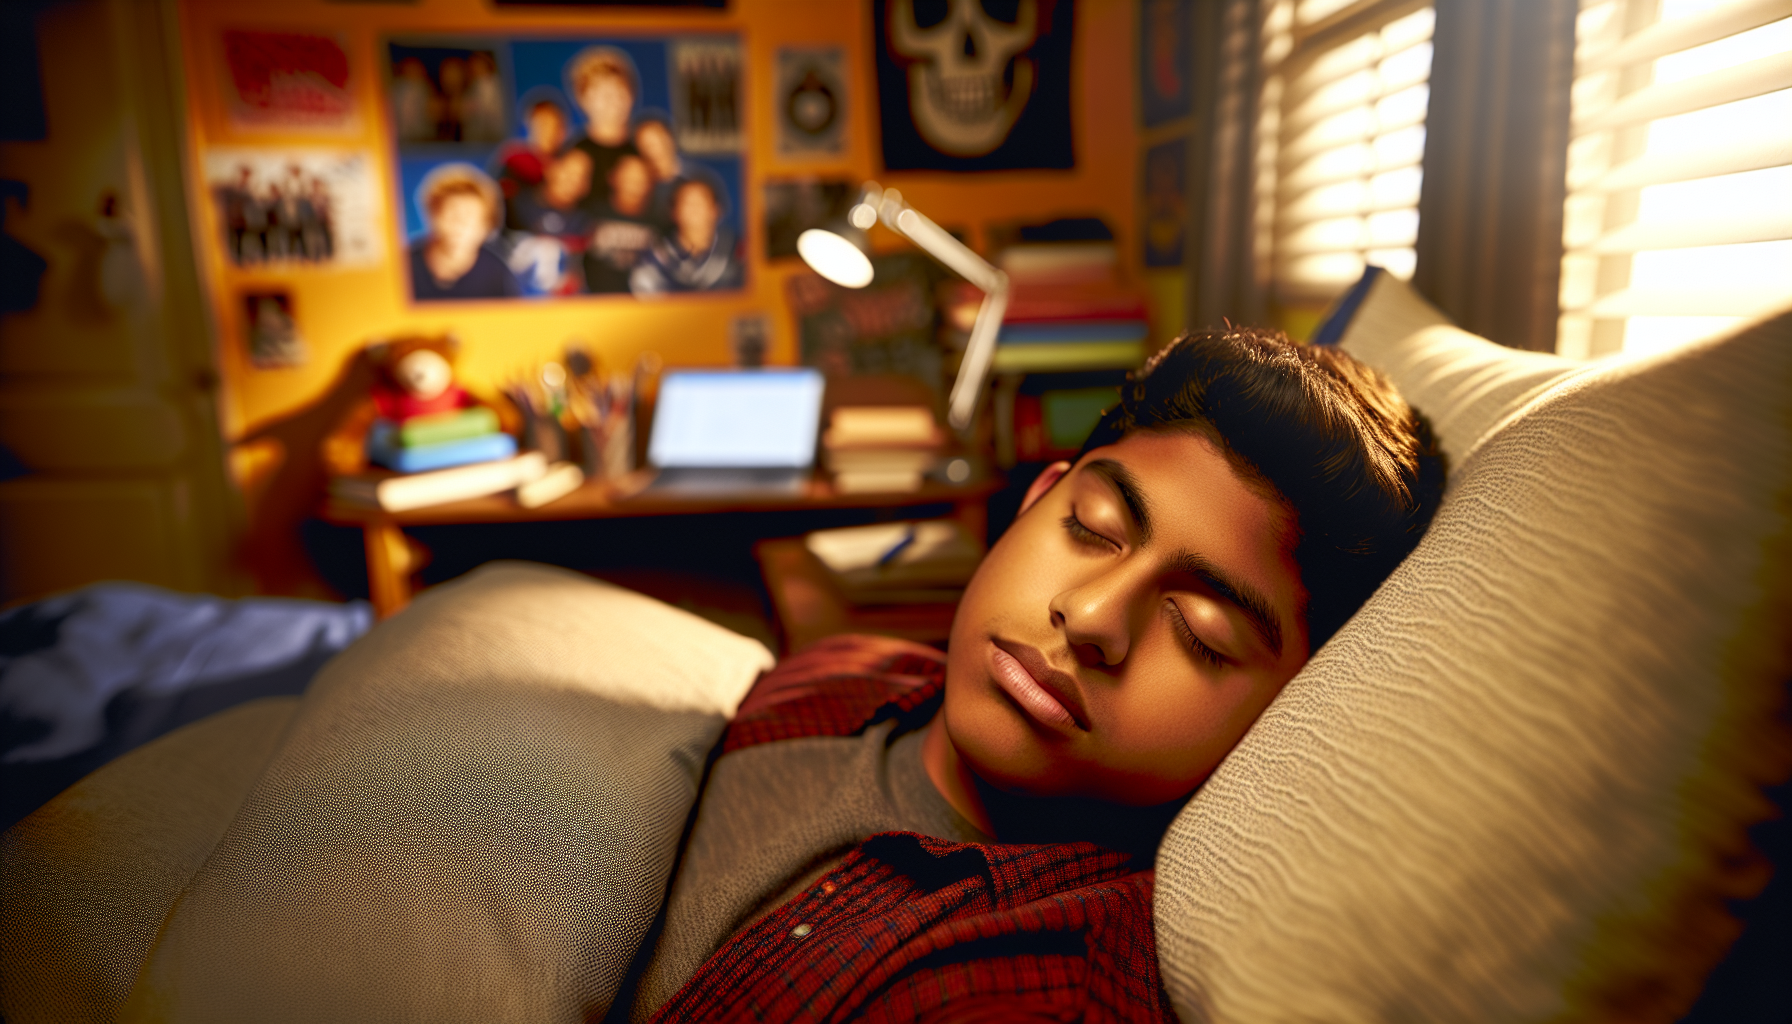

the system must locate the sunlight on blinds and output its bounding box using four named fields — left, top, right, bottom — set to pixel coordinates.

left=1263, top=3, right=1435, bottom=303
left=1559, top=0, right=1792, bottom=359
